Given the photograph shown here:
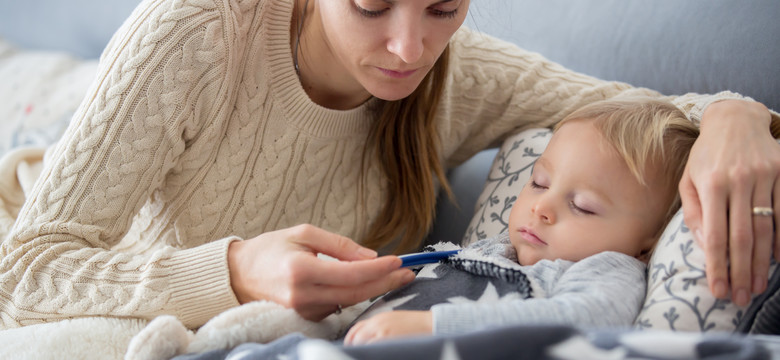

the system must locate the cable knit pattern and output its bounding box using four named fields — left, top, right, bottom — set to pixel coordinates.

left=0, top=0, right=740, bottom=329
